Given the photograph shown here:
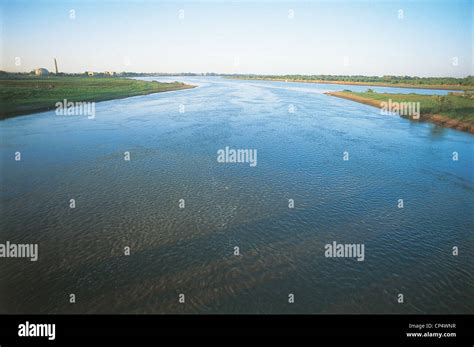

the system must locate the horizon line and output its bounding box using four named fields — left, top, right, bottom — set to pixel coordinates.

left=1, top=70, right=473, bottom=79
